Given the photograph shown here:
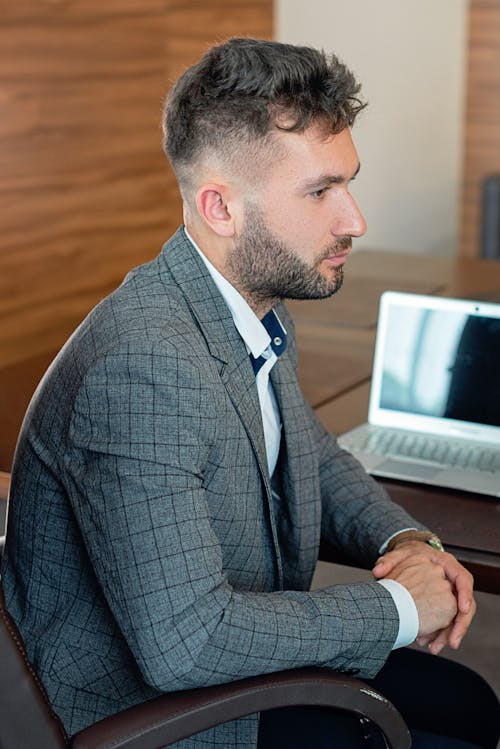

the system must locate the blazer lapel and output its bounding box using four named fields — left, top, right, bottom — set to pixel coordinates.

left=221, top=356, right=284, bottom=590
left=160, top=227, right=271, bottom=499
left=270, top=336, right=321, bottom=590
